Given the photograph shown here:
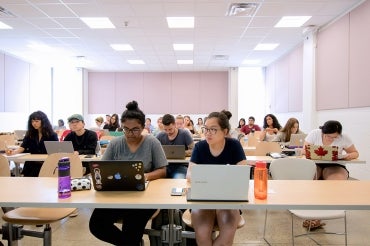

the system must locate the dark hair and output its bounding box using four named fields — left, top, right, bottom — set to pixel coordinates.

left=237, top=118, right=246, bottom=128
left=207, top=111, right=230, bottom=133
left=263, top=114, right=282, bottom=130
left=280, top=118, right=300, bottom=142
left=58, top=119, right=64, bottom=126
left=26, top=111, right=54, bottom=139
left=248, top=116, right=255, bottom=121
left=120, top=101, right=145, bottom=127
left=221, top=110, right=232, bottom=120
left=162, top=114, right=175, bottom=126
left=110, top=113, right=120, bottom=129
left=320, top=120, right=342, bottom=134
